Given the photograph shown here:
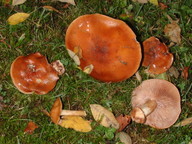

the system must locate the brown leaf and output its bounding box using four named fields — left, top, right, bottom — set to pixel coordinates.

left=159, top=2, right=168, bottom=9
left=43, top=6, right=62, bottom=14
left=24, top=121, right=38, bottom=134
left=181, top=67, right=189, bottom=80
left=50, top=98, right=62, bottom=124
left=116, top=114, right=131, bottom=132
left=174, top=117, right=192, bottom=127
left=168, top=66, right=180, bottom=78
left=164, top=18, right=181, bottom=44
